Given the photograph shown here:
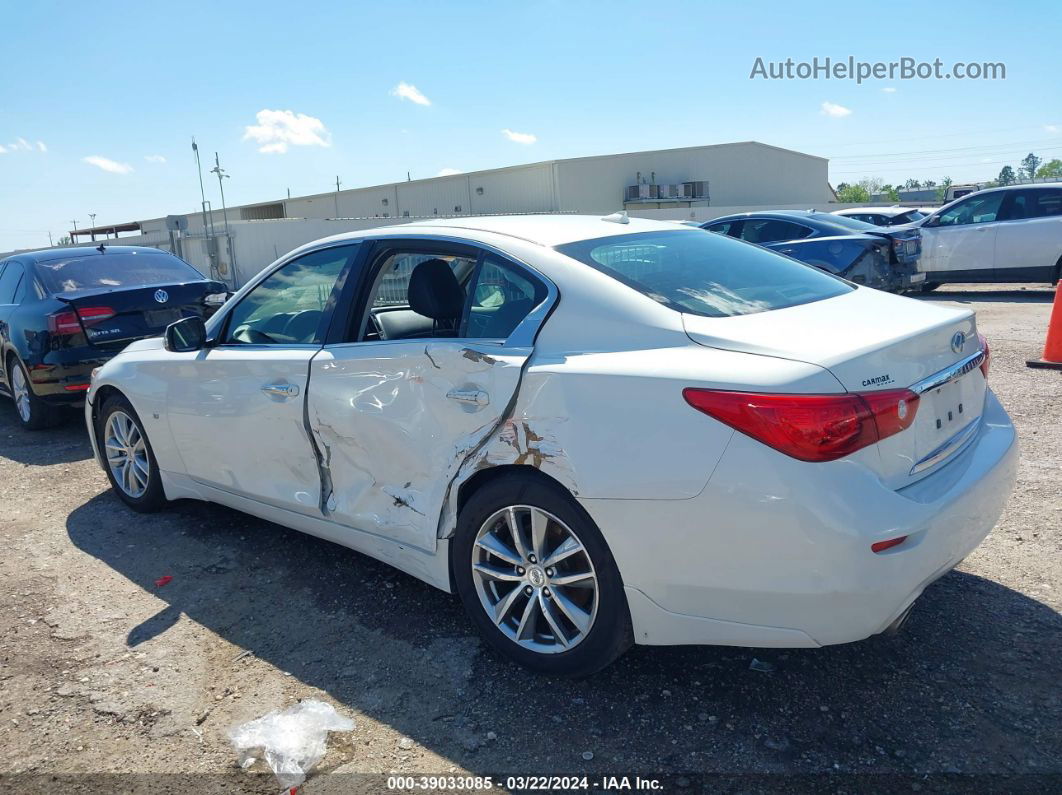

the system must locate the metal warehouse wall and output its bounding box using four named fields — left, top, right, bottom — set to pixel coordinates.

left=555, top=142, right=829, bottom=211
